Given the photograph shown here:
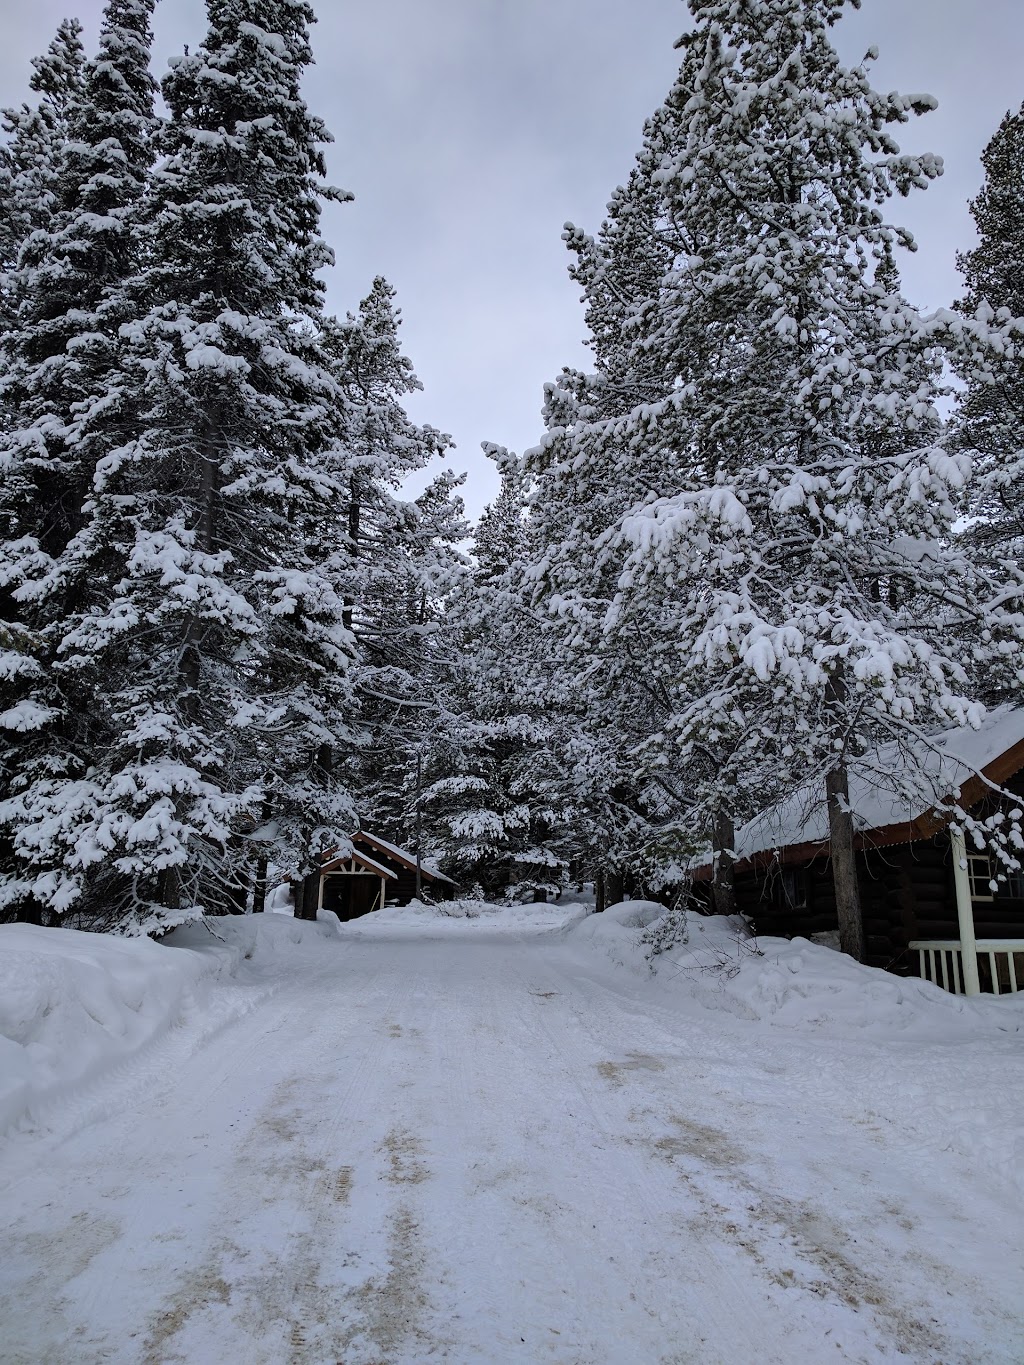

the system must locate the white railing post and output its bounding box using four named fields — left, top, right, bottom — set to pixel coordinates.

left=950, top=828, right=982, bottom=997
